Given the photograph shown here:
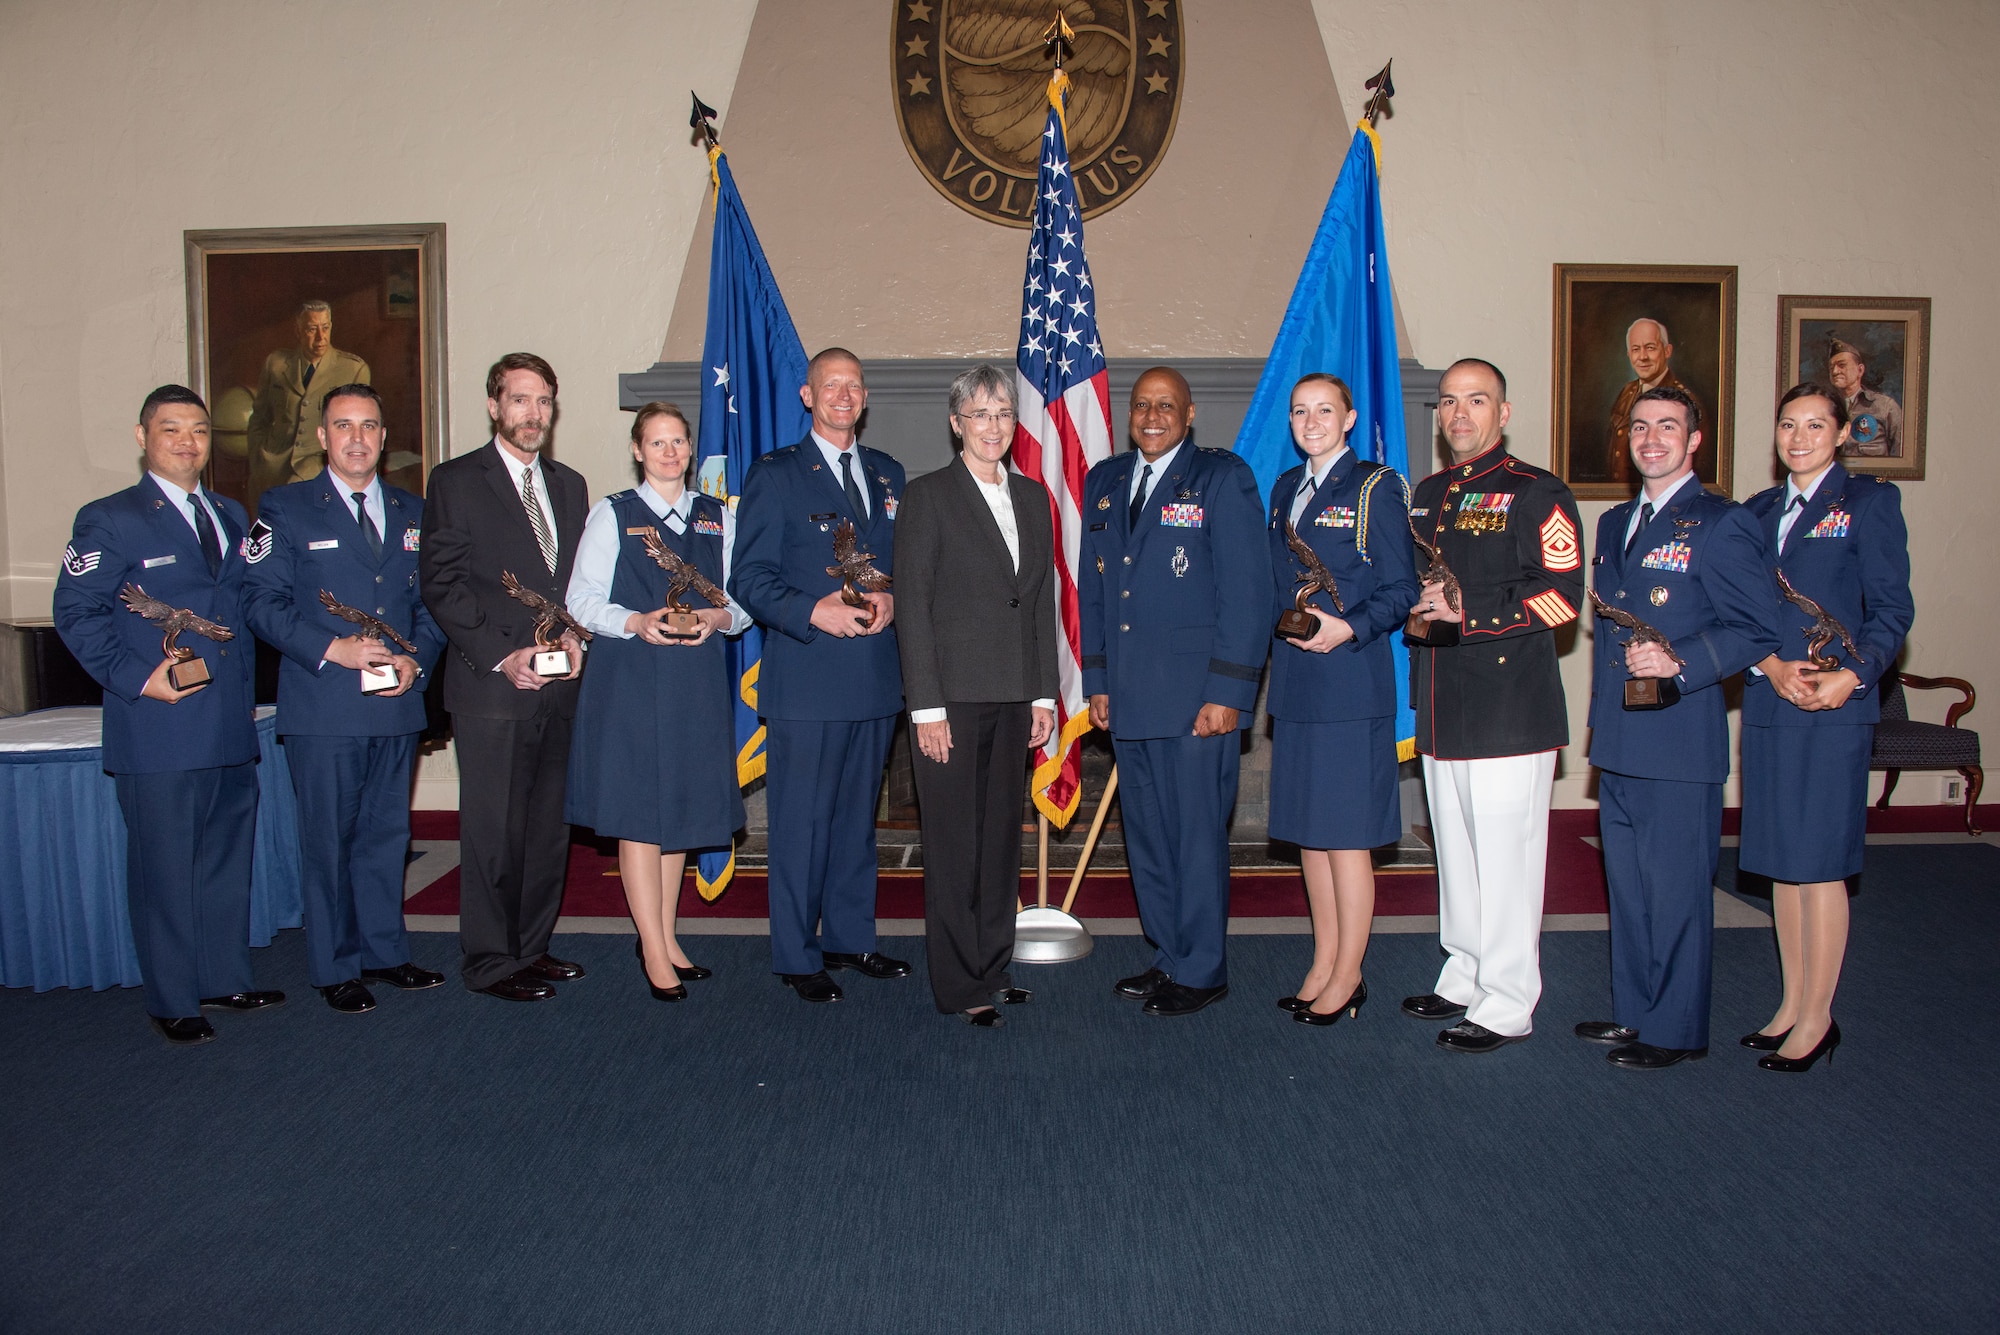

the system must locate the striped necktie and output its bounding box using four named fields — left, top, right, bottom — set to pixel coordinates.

left=521, top=466, right=557, bottom=574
